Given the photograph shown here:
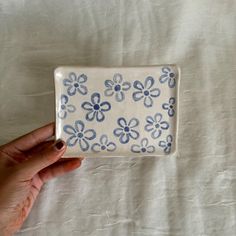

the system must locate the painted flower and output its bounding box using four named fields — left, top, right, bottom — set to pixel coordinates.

left=63, top=72, right=88, bottom=96
left=159, top=67, right=176, bottom=88
left=81, top=92, right=111, bottom=122
left=131, top=138, right=155, bottom=154
left=145, top=113, right=169, bottom=139
left=57, top=94, right=76, bottom=119
left=159, top=135, right=173, bottom=154
left=104, top=73, right=131, bottom=102
left=91, top=135, right=116, bottom=153
left=162, top=97, right=176, bottom=117
left=132, top=76, right=160, bottom=108
left=63, top=120, right=96, bottom=151
left=113, top=117, right=139, bottom=144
